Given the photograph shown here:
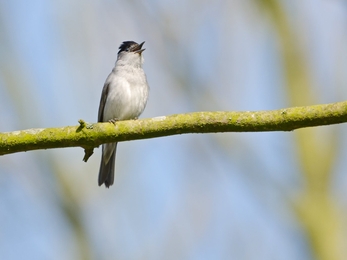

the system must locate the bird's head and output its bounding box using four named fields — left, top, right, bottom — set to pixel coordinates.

left=117, top=41, right=145, bottom=67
